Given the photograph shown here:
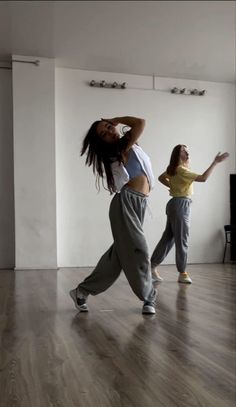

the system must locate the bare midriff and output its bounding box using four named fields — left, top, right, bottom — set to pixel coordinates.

left=125, top=174, right=150, bottom=196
